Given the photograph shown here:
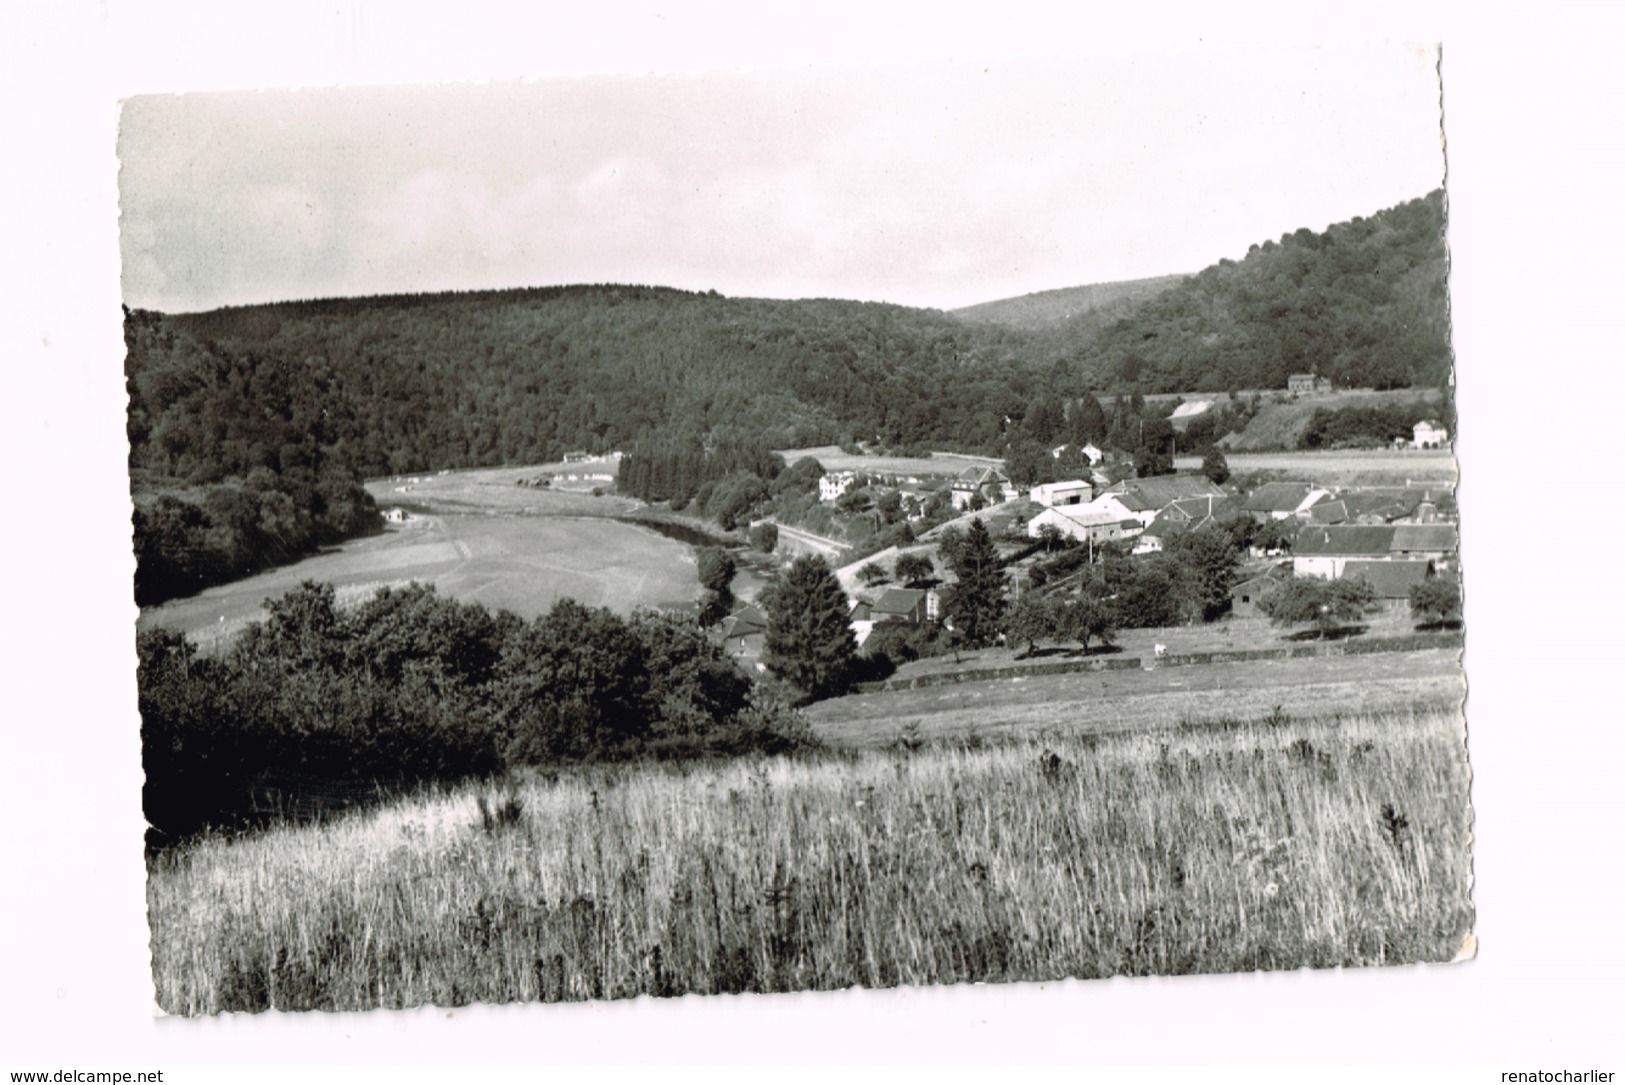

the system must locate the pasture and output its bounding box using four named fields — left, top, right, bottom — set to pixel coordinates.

left=1178, top=449, right=1458, bottom=485
left=805, top=647, right=1462, bottom=748
left=147, top=703, right=1473, bottom=1013
left=139, top=508, right=703, bottom=646
left=775, top=445, right=1003, bottom=479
